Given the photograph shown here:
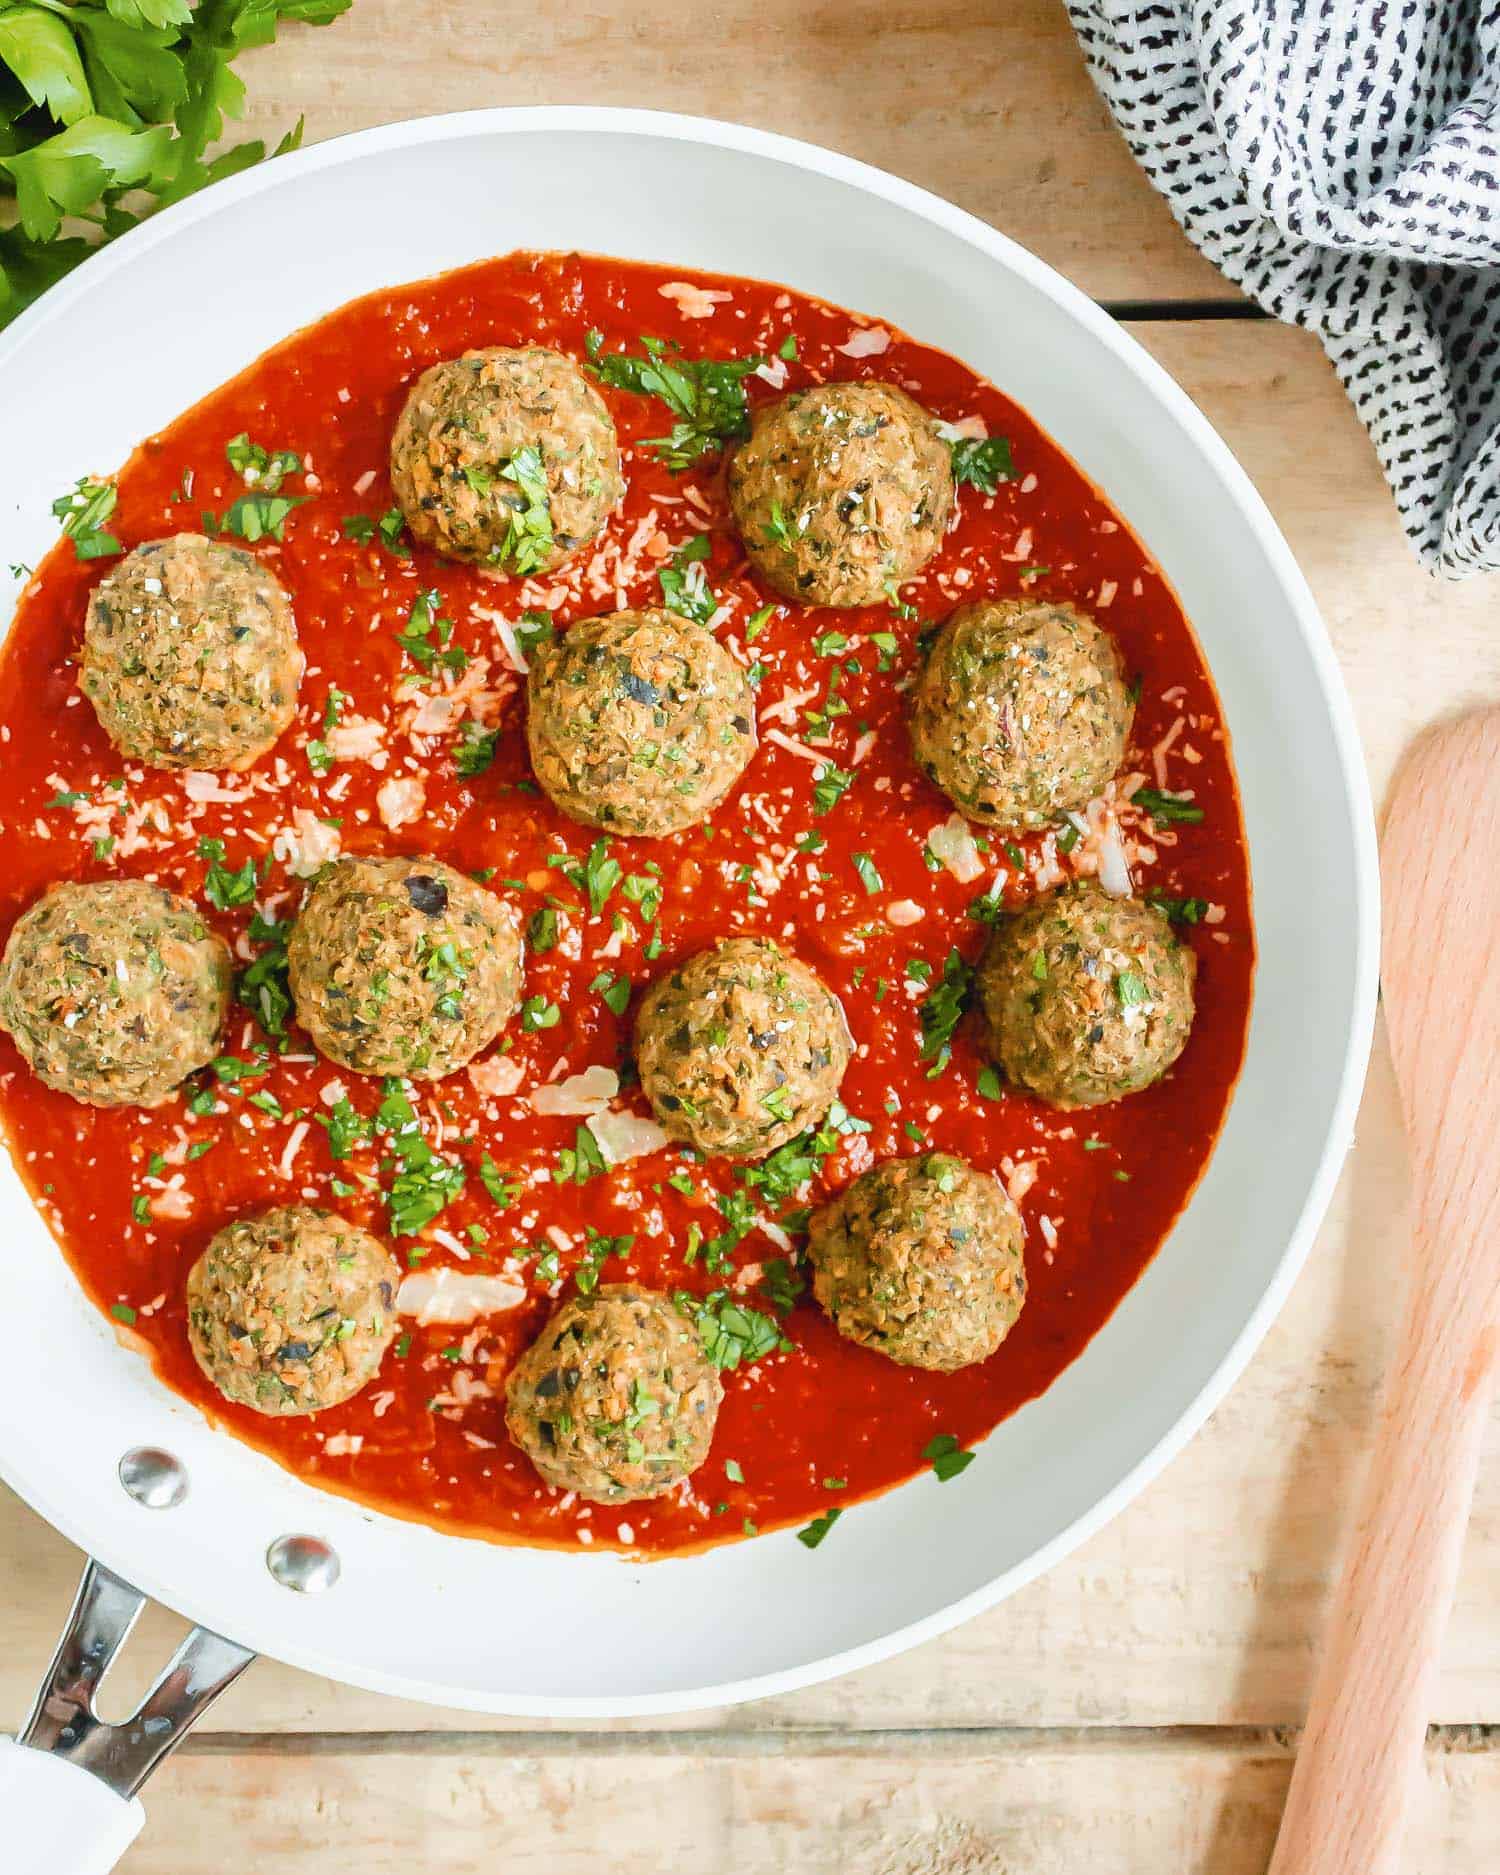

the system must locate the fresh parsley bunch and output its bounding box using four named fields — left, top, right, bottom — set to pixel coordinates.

left=0, top=0, right=351, bottom=328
